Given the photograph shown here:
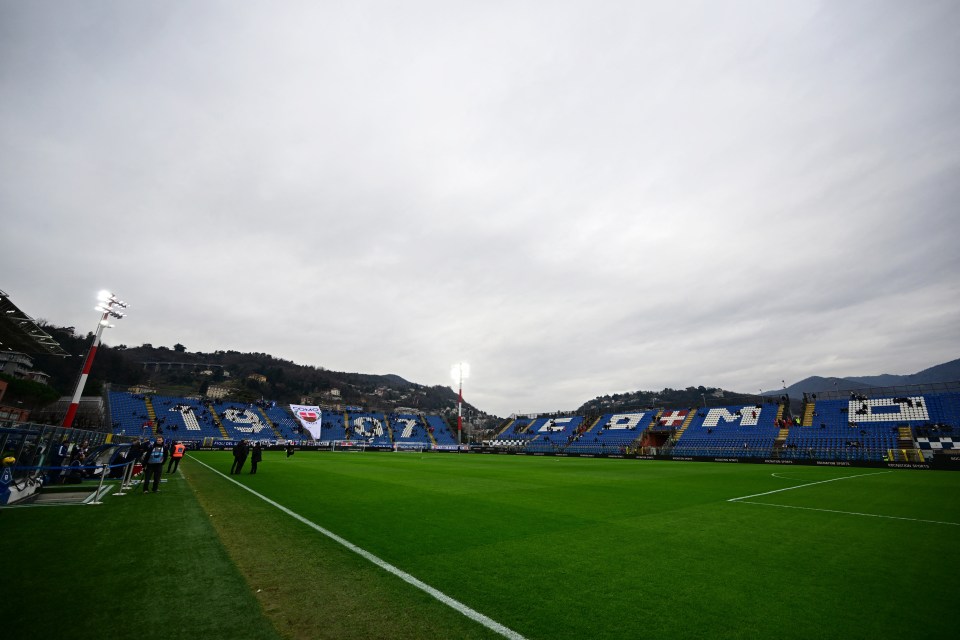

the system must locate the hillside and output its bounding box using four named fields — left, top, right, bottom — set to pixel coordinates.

left=780, top=357, right=960, bottom=398
left=15, top=324, right=495, bottom=428
left=576, top=385, right=773, bottom=416
left=15, top=323, right=959, bottom=426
